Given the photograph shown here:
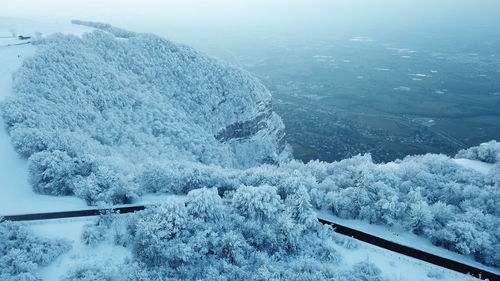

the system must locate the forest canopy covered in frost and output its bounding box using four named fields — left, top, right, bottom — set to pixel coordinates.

left=1, top=22, right=499, bottom=279
left=0, top=23, right=288, bottom=204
